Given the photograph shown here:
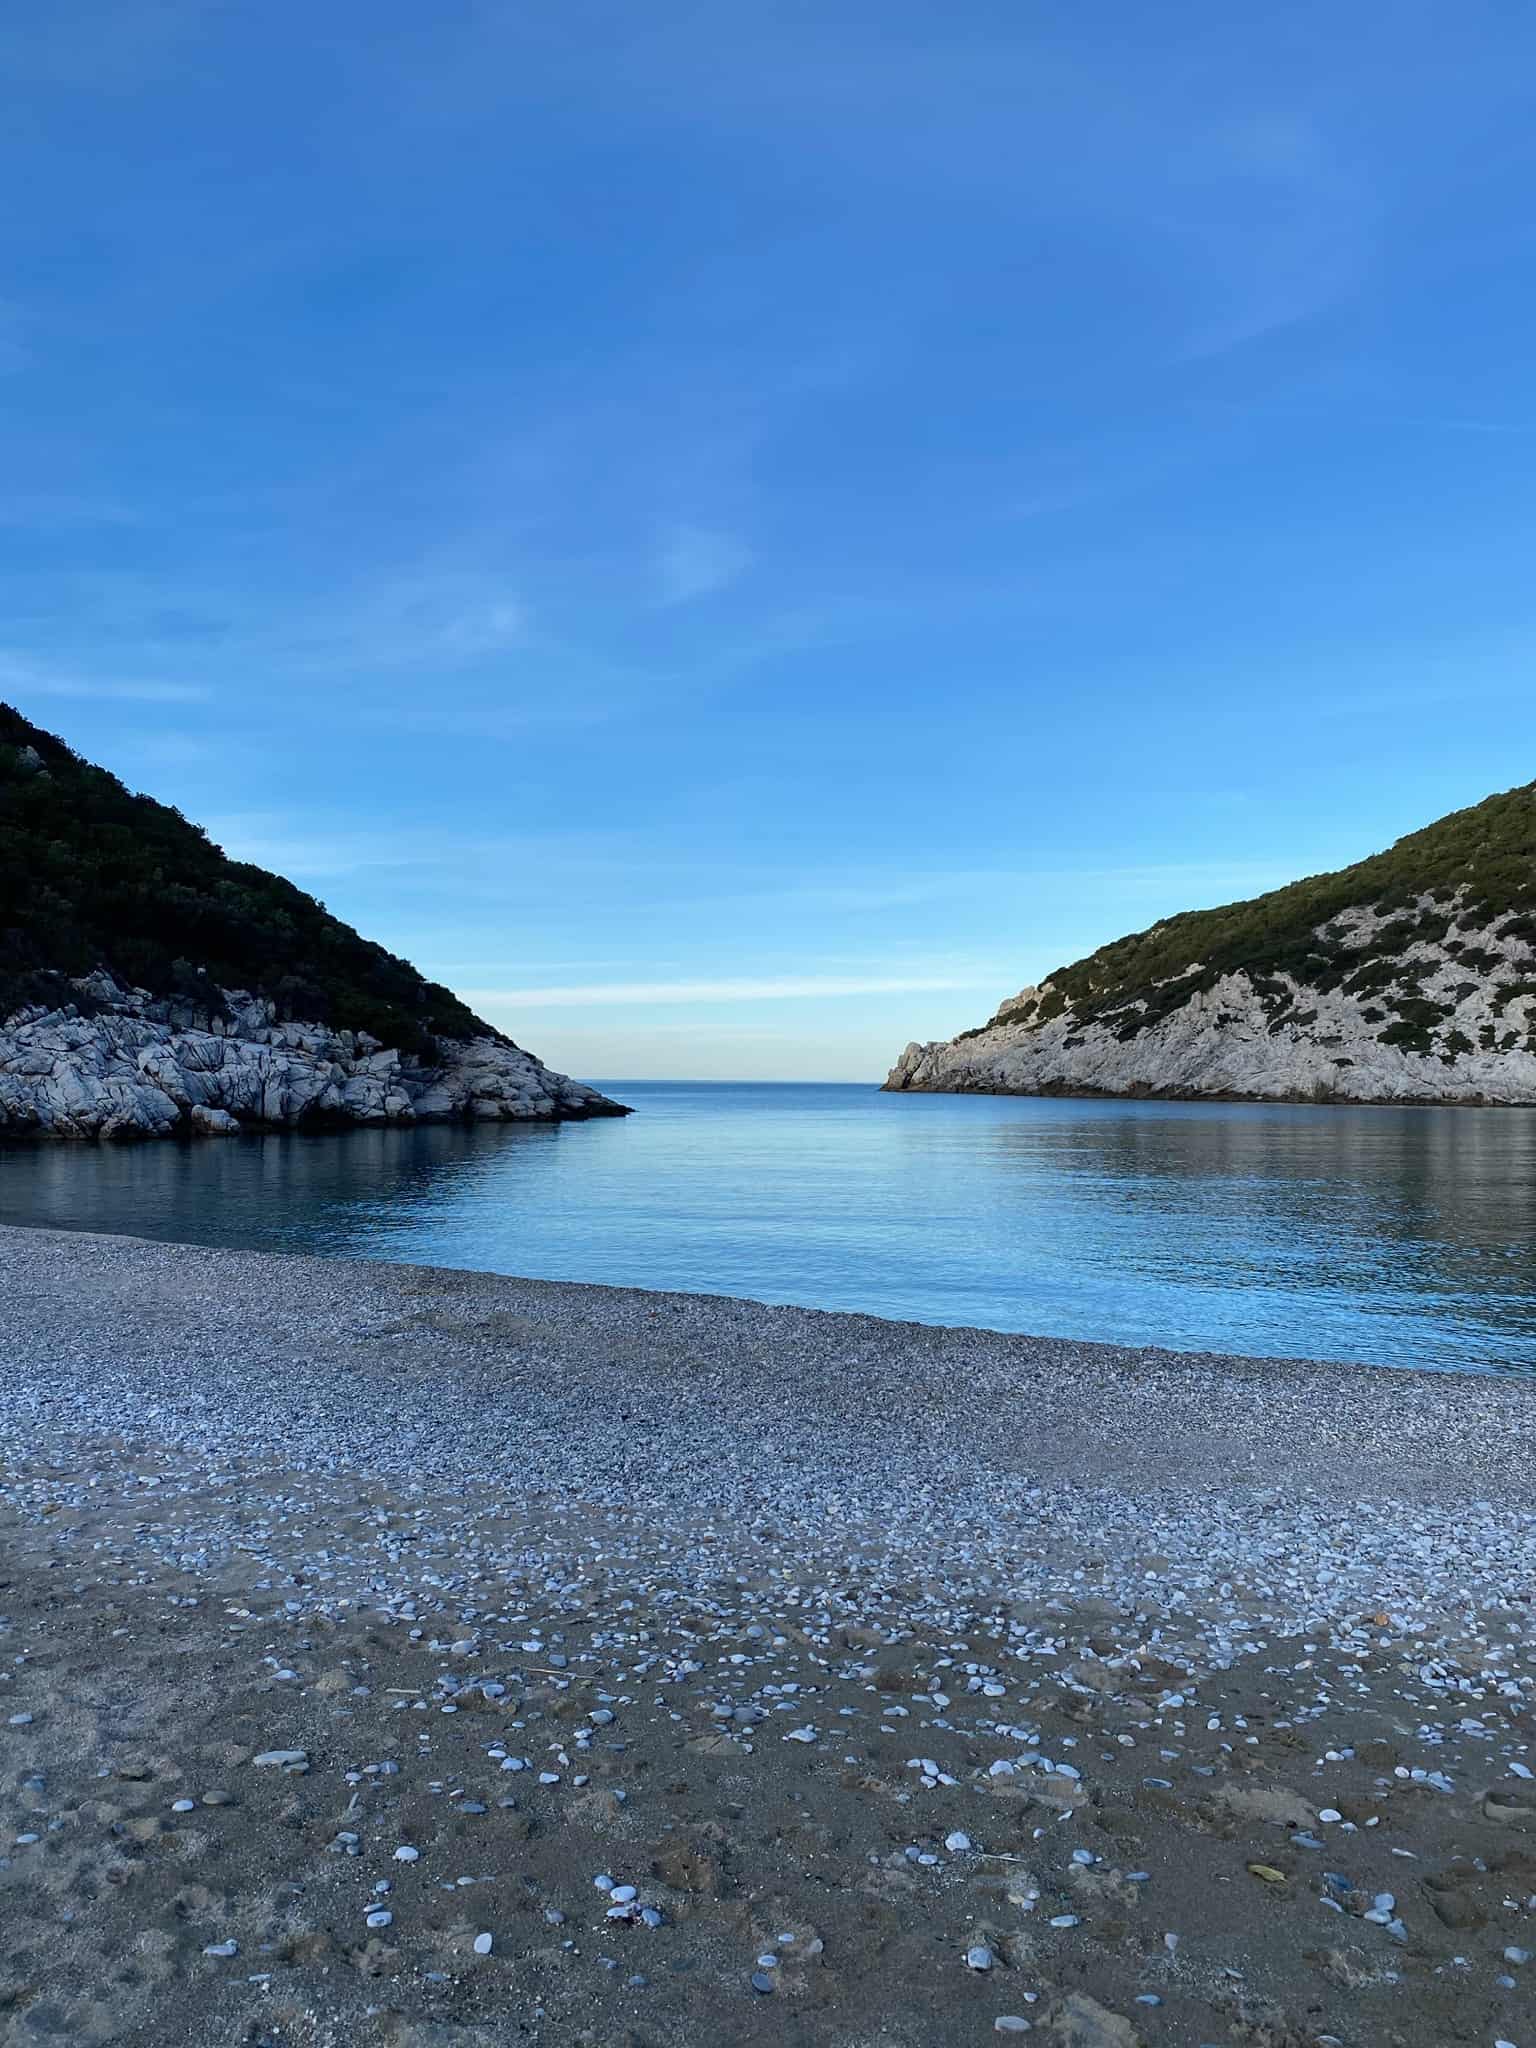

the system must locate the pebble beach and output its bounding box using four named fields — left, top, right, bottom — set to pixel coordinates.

left=2, top=1222, right=1535, bottom=2048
